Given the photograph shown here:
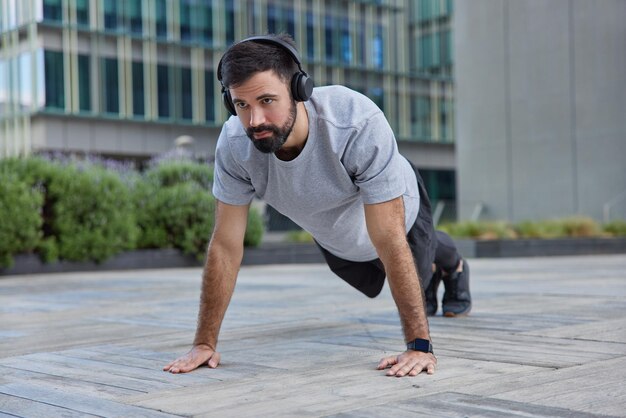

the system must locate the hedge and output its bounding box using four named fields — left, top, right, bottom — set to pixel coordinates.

left=0, top=172, right=43, bottom=268
left=0, top=156, right=265, bottom=267
left=439, top=216, right=626, bottom=240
